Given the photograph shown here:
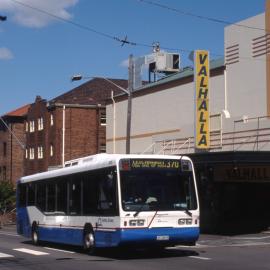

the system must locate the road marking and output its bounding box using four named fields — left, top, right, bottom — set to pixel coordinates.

left=44, top=247, right=75, bottom=254
left=223, top=242, right=270, bottom=247
left=174, top=243, right=211, bottom=249
left=13, top=248, right=49, bottom=256
left=0, top=232, right=20, bottom=237
left=0, top=252, right=14, bottom=258
left=189, top=256, right=211, bottom=261
left=232, top=236, right=270, bottom=240
left=196, top=243, right=210, bottom=247
left=176, top=241, right=270, bottom=249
